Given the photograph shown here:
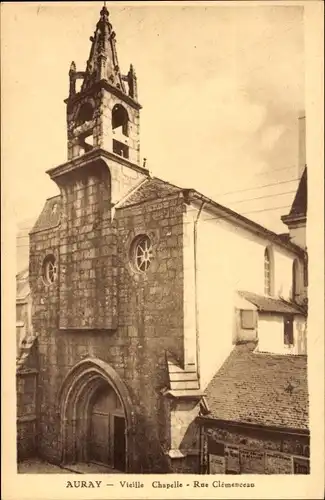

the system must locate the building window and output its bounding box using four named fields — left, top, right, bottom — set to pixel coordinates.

left=304, top=253, right=308, bottom=287
left=264, top=247, right=273, bottom=296
left=42, top=255, right=57, bottom=285
left=131, top=235, right=153, bottom=273
left=112, top=104, right=129, bottom=136
left=112, top=104, right=130, bottom=159
left=284, top=314, right=294, bottom=346
left=292, top=259, right=299, bottom=299
left=76, top=101, right=94, bottom=126
left=113, top=139, right=129, bottom=159
left=293, top=457, right=310, bottom=474
left=241, top=310, right=256, bottom=329
left=292, top=261, right=296, bottom=297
